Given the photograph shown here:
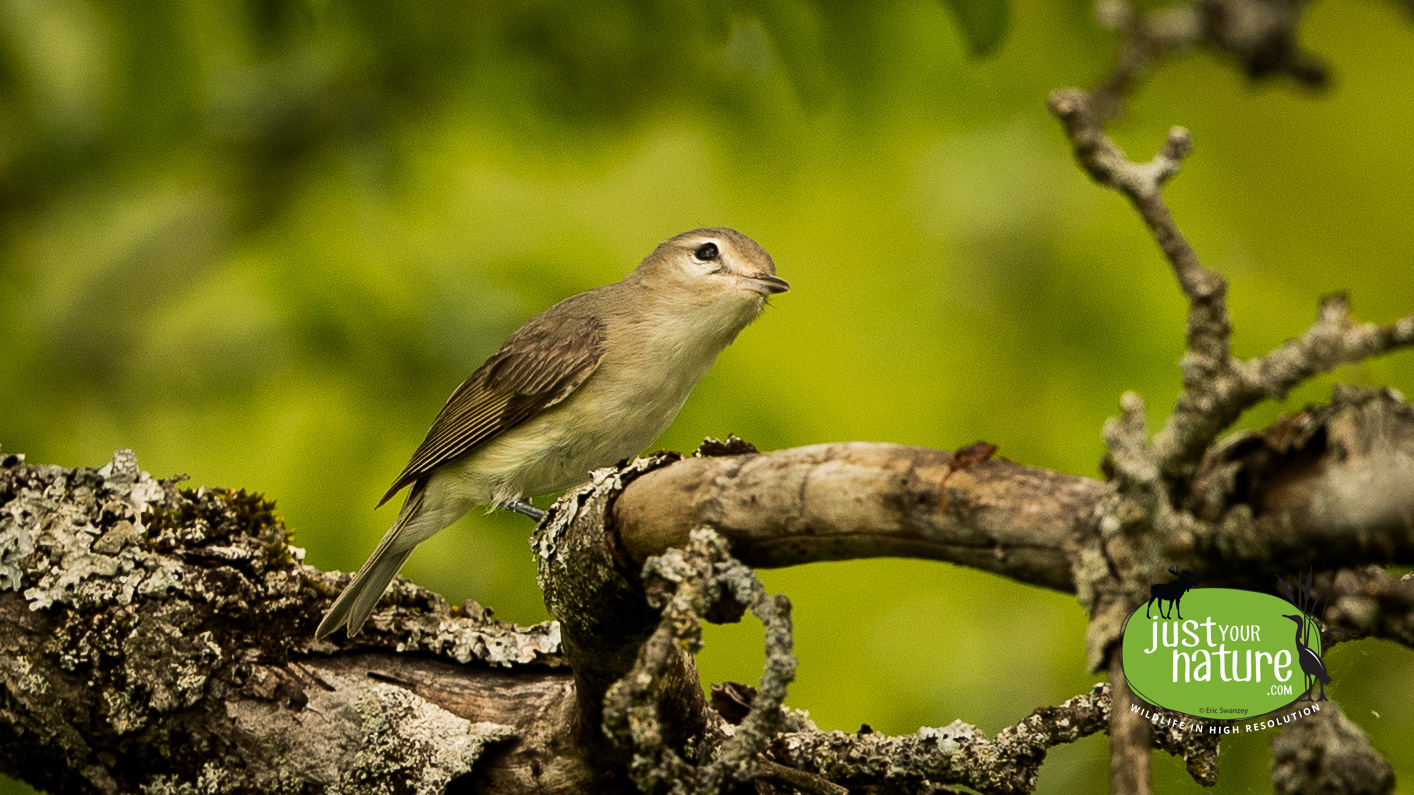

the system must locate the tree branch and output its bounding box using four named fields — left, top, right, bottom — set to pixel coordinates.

left=1106, top=651, right=1154, bottom=795
left=1048, top=78, right=1412, bottom=792
left=769, top=682, right=1216, bottom=793
left=0, top=451, right=593, bottom=794
left=601, top=527, right=803, bottom=794
left=1091, top=0, right=1329, bottom=118
left=1271, top=701, right=1395, bottom=794
left=1048, top=88, right=1414, bottom=495
left=1323, top=567, right=1414, bottom=650
left=611, top=441, right=1103, bottom=591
